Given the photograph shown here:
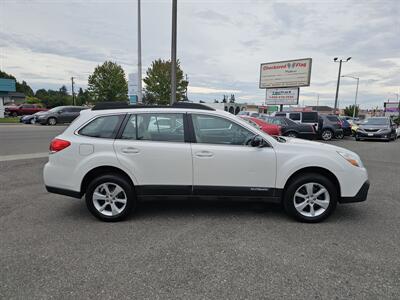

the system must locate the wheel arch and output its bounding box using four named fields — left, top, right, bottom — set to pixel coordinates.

left=283, top=166, right=341, bottom=198
left=80, top=166, right=135, bottom=195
